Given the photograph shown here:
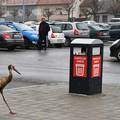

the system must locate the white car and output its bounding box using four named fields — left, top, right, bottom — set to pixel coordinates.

left=48, top=25, right=65, bottom=47
left=31, top=24, right=65, bottom=47
left=24, top=21, right=39, bottom=27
